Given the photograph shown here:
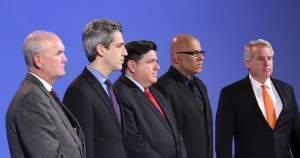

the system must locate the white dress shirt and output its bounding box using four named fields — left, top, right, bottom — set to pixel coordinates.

left=249, top=74, right=283, bottom=118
